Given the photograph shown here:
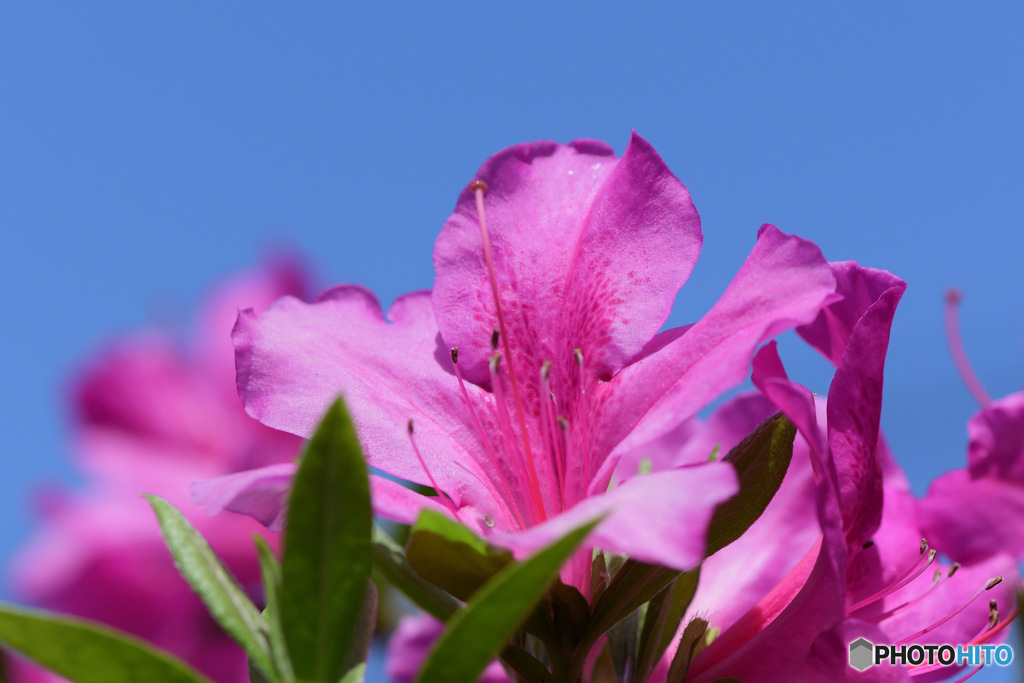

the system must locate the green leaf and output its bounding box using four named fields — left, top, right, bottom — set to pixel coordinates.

left=635, top=567, right=700, bottom=683
left=500, top=646, right=555, bottom=683
left=406, top=510, right=513, bottom=601
left=415, top=518, right=601, bottom=683
left=254, top=536, right=293, bottom=682
left=145, top=495, right=274, bottom=679
left=281, top=399, right=373, bottom=683
left=568, top=559, right=682, bottom=680
left=338, top=663, right=366, bottom=683
left=371, top=525, right=459, bottom=621
left=0, top=604, right=212, bottom=683
left=666, top=617, right=709, bottom=683
left=705, top=412, right=796, bottom=557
